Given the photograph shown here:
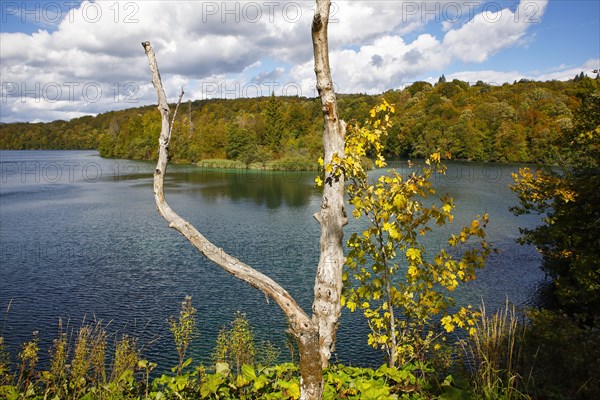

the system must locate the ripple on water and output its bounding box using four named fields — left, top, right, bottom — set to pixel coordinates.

left=0, top=151, right=547, bottom=369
